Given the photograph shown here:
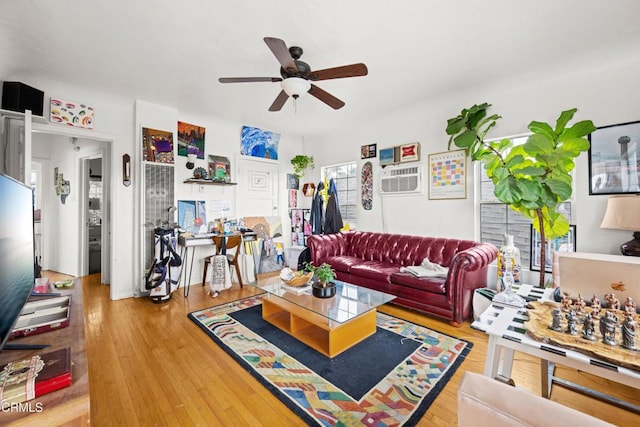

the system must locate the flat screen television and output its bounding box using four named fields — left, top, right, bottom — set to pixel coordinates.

left=0, top=173, right=35, bottom=354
